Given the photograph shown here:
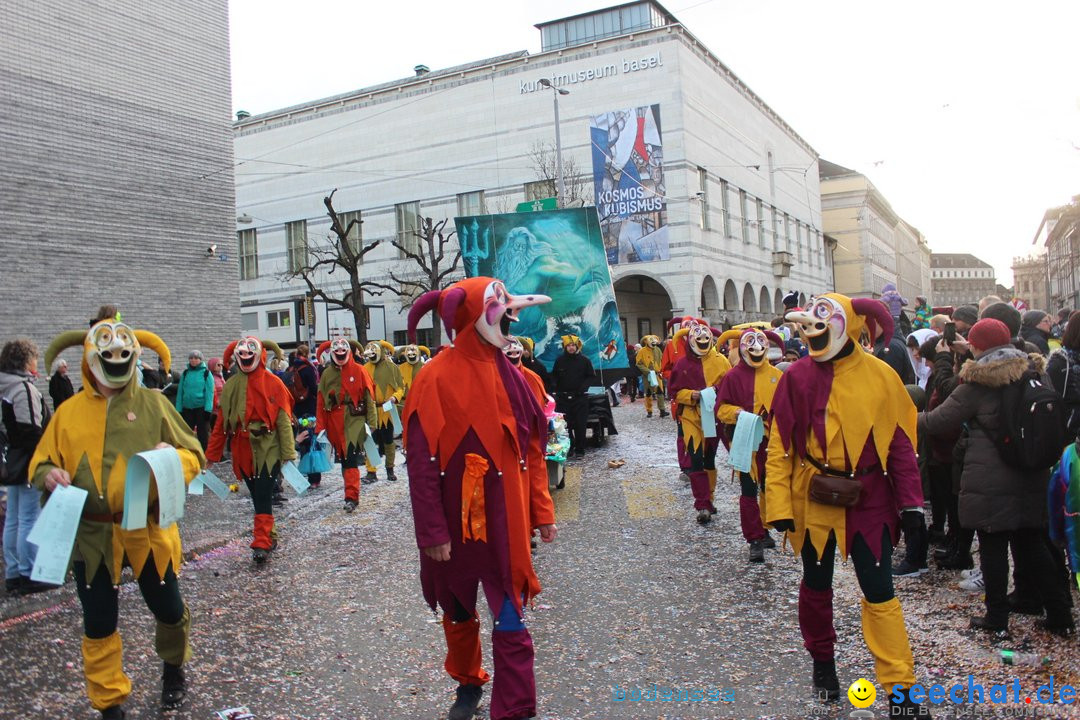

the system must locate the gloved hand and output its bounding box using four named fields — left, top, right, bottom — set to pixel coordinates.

left=901, top=510, right=923, bottom=534
left=770, top=518, right=796, bottom=533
